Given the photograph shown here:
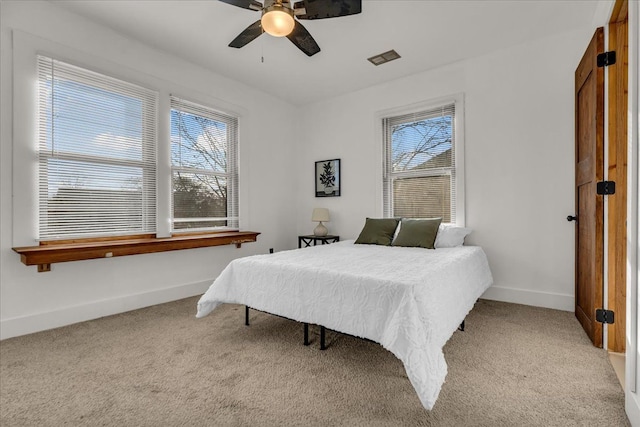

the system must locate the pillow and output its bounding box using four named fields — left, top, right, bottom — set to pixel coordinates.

left=435, top=225, right=472, bottom=248
left=392, top=218, right=442, bottom=249
left=354, top=218, right=400, bottom=246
